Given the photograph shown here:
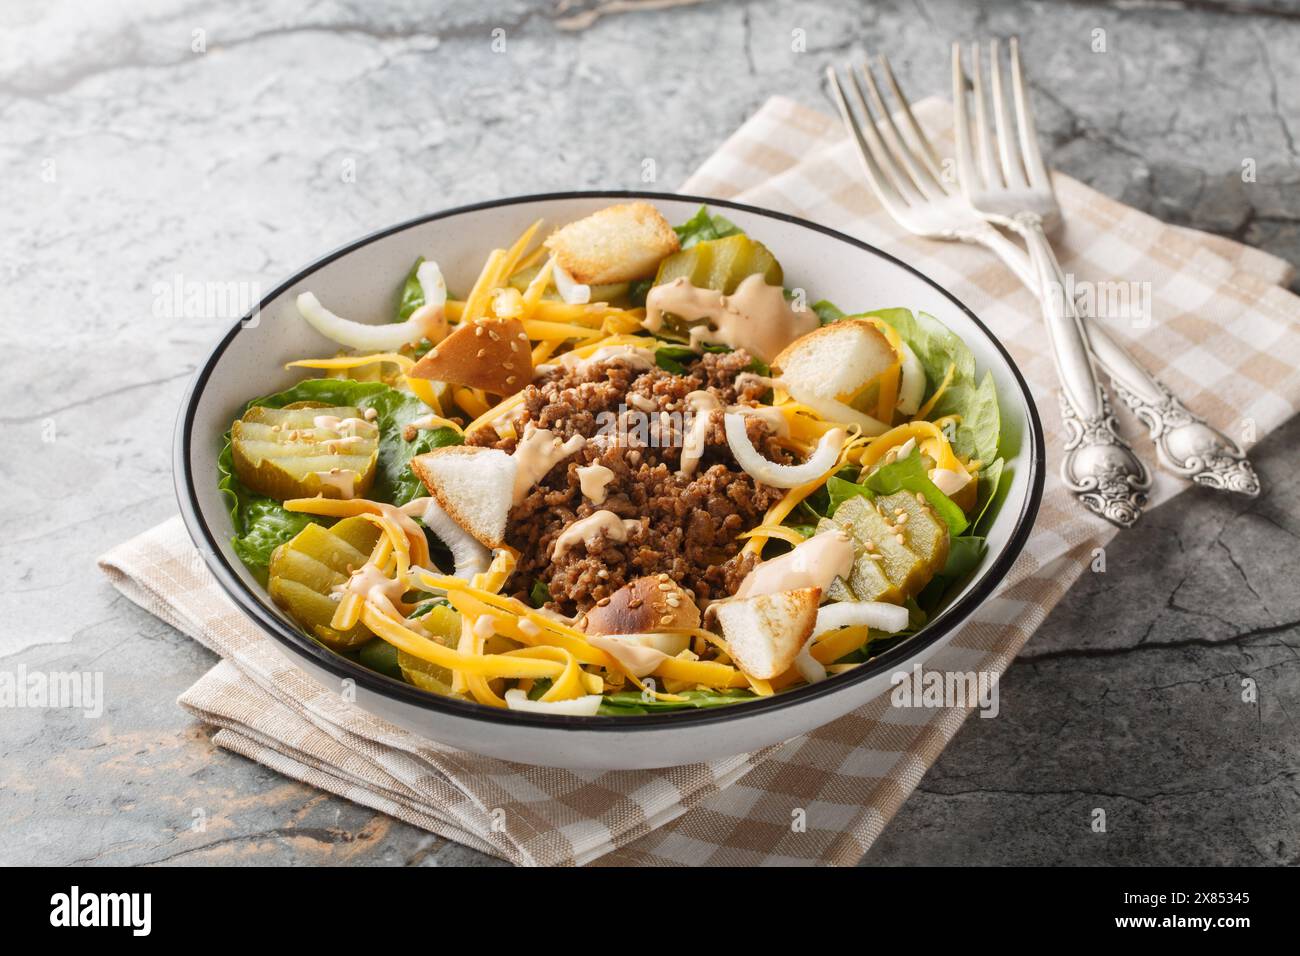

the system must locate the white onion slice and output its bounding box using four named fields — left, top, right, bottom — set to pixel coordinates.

left=504, top=689, right=602, bottom=716
left=896, top=341, right=926, bottom=415
left=417, top=498, right=490, bottom=580
left=930, top=467, right=971, bottom=497
left=297, top=262, right=446, bottom=351
left=794, top=641, right=828, bottom=685
left=552, top=260, right=591, bottom=305
left=724, top=414, right=846, bottom=488
left=815, top=600, right=910, bottom=635
left=783, top=383, right=890, bottom=435
left=796, top=600, right=911, bottom=685
left=416, top=260, right=447, bottom=311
